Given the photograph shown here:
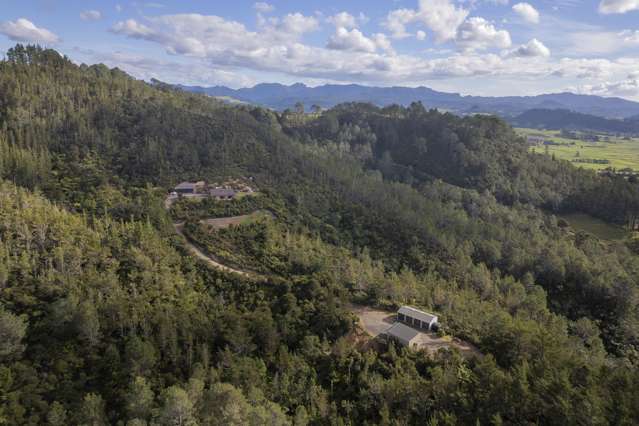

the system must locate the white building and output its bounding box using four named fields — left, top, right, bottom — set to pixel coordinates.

left=397, top=306, right=438, bottom=331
